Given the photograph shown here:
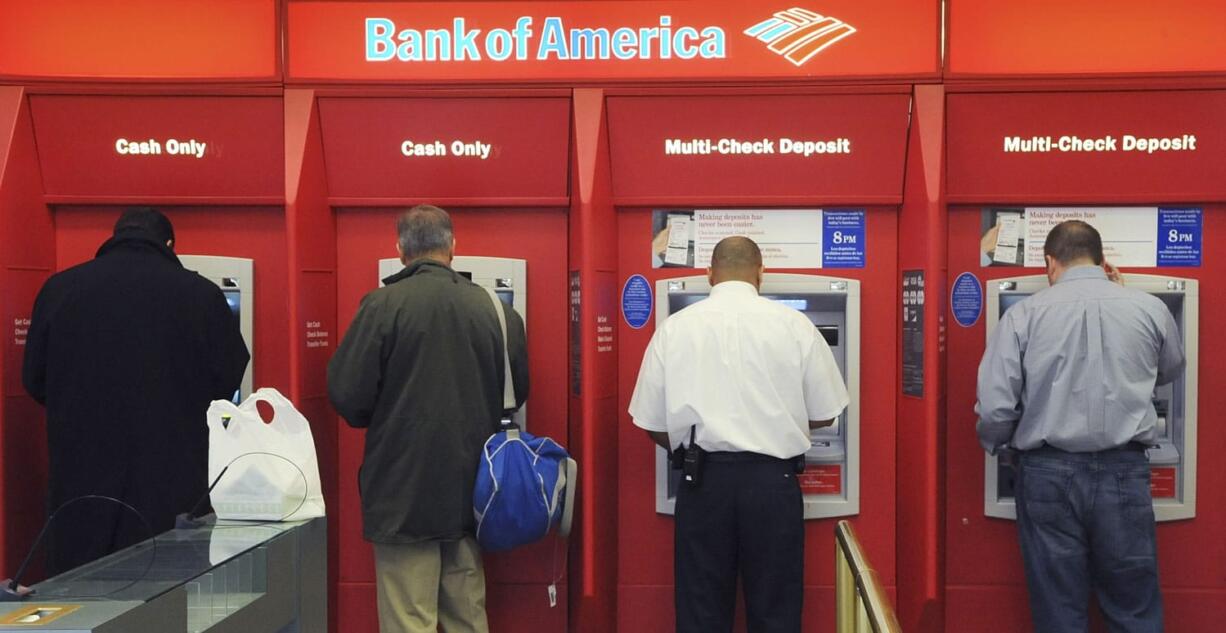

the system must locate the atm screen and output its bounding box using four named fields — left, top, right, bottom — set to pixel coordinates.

left=457, top=271, right=514, bottom=306
left=669, top=293, right=839, bottom=345
left=1000, top=293, right=1027, bottom=315
left=223, top=290, right=242, bottom=404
